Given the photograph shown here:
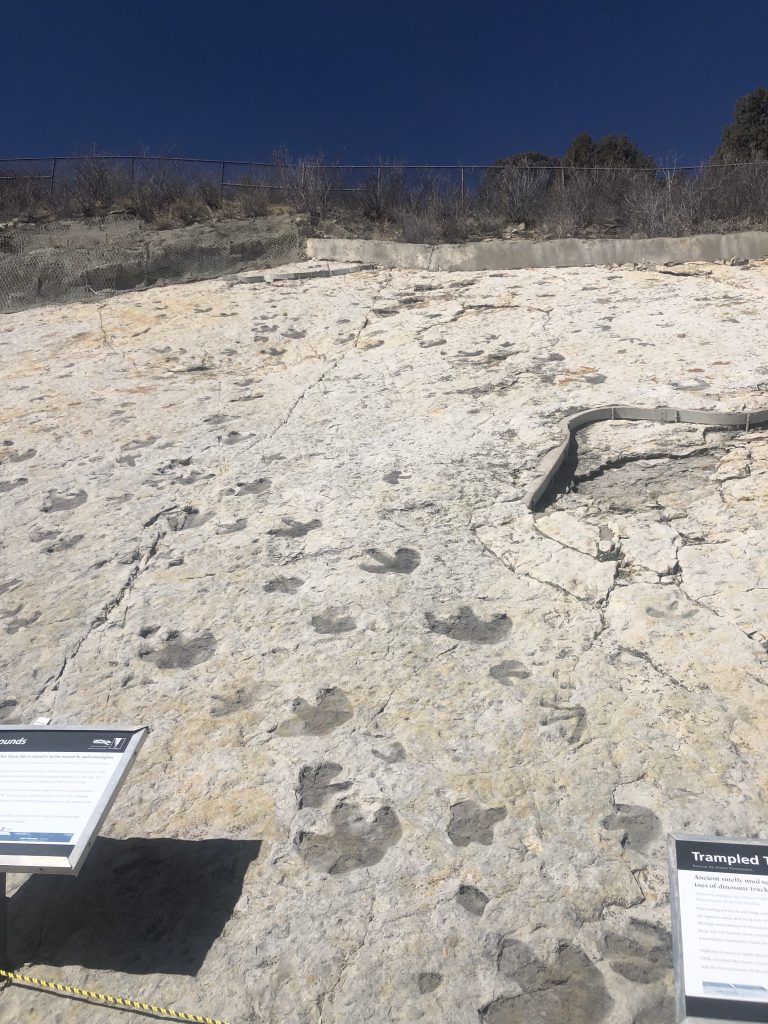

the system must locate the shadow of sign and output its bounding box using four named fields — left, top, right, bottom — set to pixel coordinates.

left=8, top=836, right=261, bottom=974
